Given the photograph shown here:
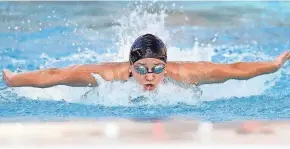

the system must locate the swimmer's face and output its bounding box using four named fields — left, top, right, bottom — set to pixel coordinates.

left=131, top=58, right=166, bottom=91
